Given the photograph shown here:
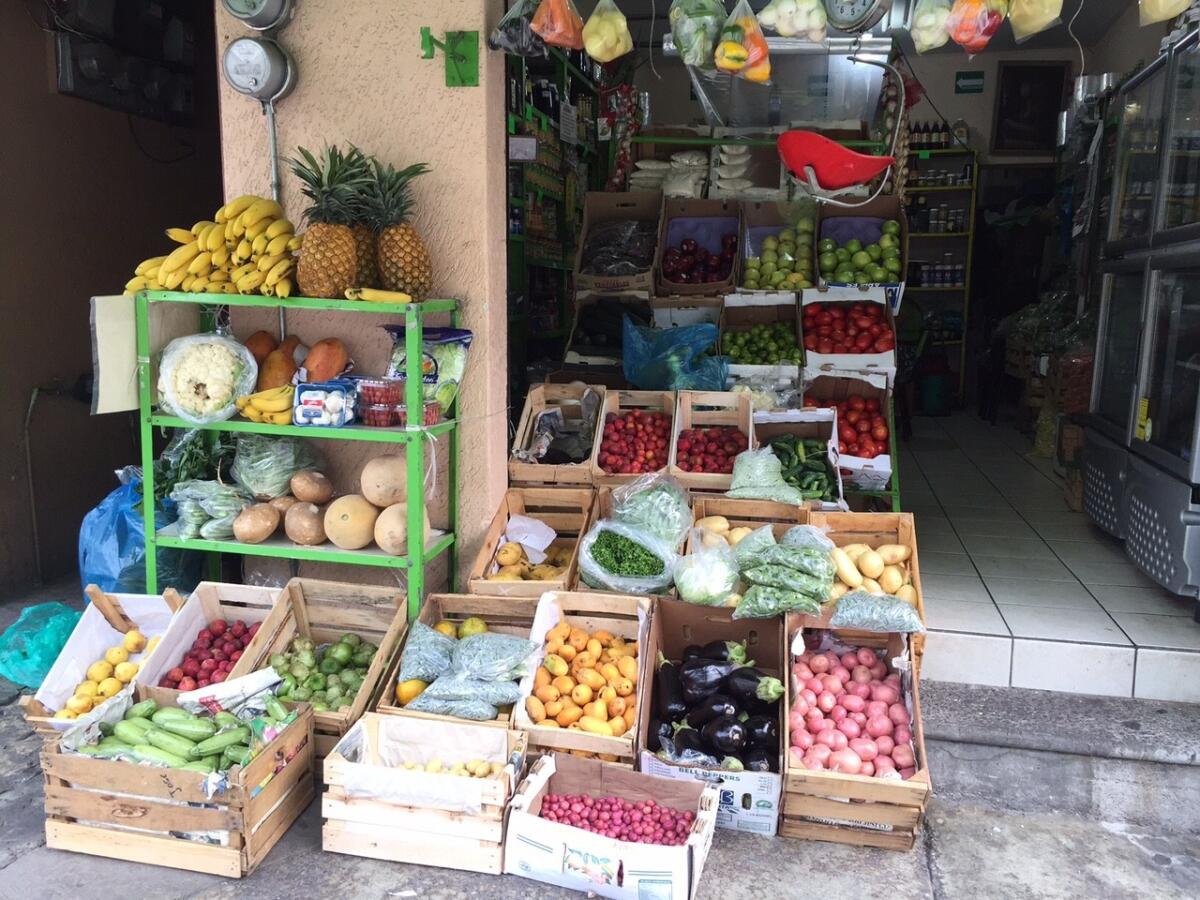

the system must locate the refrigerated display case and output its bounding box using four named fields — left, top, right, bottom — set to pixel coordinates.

left=1106, top=57, right=1168, bottom=254
left=1158, top=30, right=1200, bottom=243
